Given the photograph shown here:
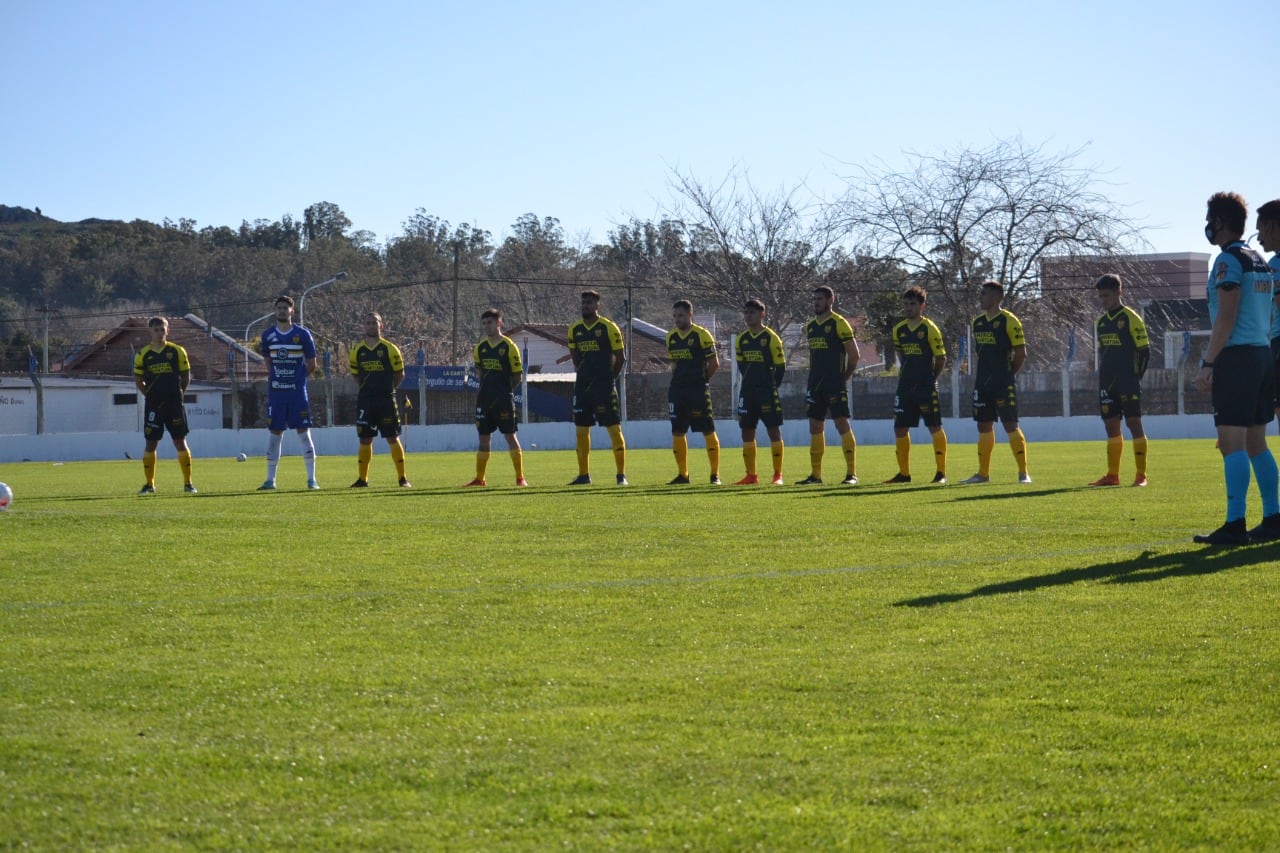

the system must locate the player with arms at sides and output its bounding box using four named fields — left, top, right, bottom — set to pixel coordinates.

left=348, top=312, right=410, bottom=489
left=960, top=280, right=1031, bottom=484
left=259, top=295, right=322, bottom=490
left=134, top=317, right=196, bottom=494
left=799, top=285, right=860, bottom=485
left=567, top=290, right=628, bottom=486
left=666, top=299, right=721, bottom=485
left=465, top=308, right=527, bottom=487
left=883, top=286, right=948, bottom=485
left=1192, top=192, right=1280, bottom=545
left=733, top=298, right=786, bottom=485
left=1090, top=274, right=1150, bottom=487
left=1256, top=199, right=1280, bottom=427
